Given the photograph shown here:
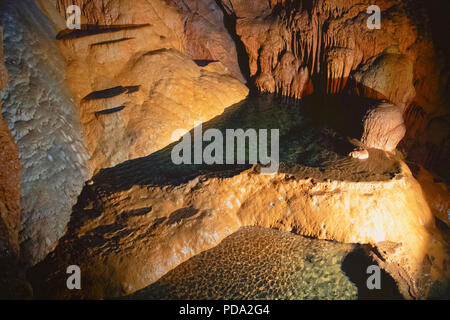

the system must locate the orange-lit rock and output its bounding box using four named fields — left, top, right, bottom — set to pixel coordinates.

left=40, top=0, right=249, bottom=174
left=0, top=0, right=247, bottom=266
left=0, top=0, right=446, bottom=301
left=0, top=25, right=28, bottom=298
left=1, top=0, right=90, bottom=265
left=31, top=155, right=448, bottom=299
left=0, top=27, right=20, bottom=257
left=349, top=101, right=406, bottom=158
left=411, top=164, right=450, bottom=227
